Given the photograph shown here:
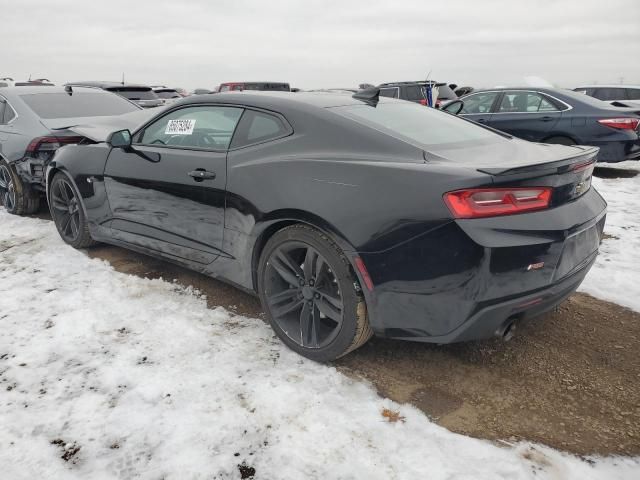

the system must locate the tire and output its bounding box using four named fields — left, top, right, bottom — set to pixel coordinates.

left=258, top=224, right=372, bottom=362
left=48, top=172, right=96, bottom=249
left=544, top=136, right=576, bottom=146
left=0, top=158, right=40, bottom=215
